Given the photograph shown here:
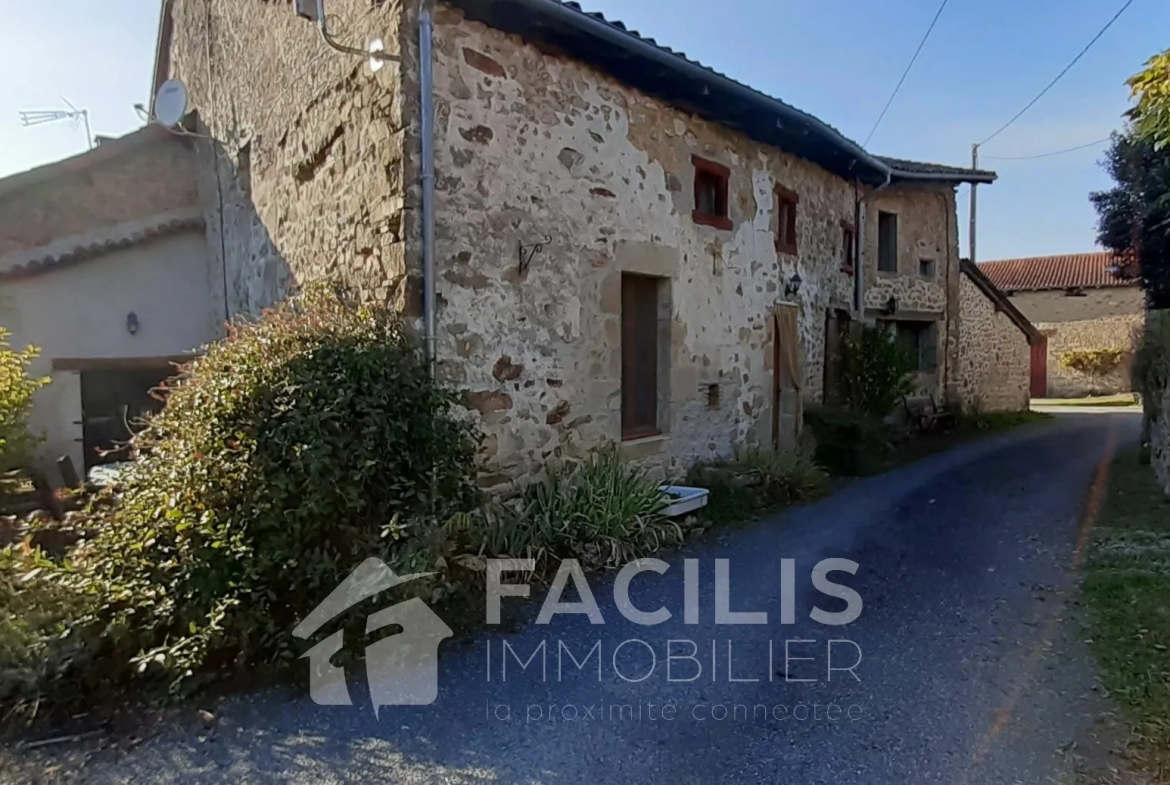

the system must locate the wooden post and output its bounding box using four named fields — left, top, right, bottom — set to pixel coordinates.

left=31, top=471, right=64, bottom=521
left=56, top=455, right=81, bottom=489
